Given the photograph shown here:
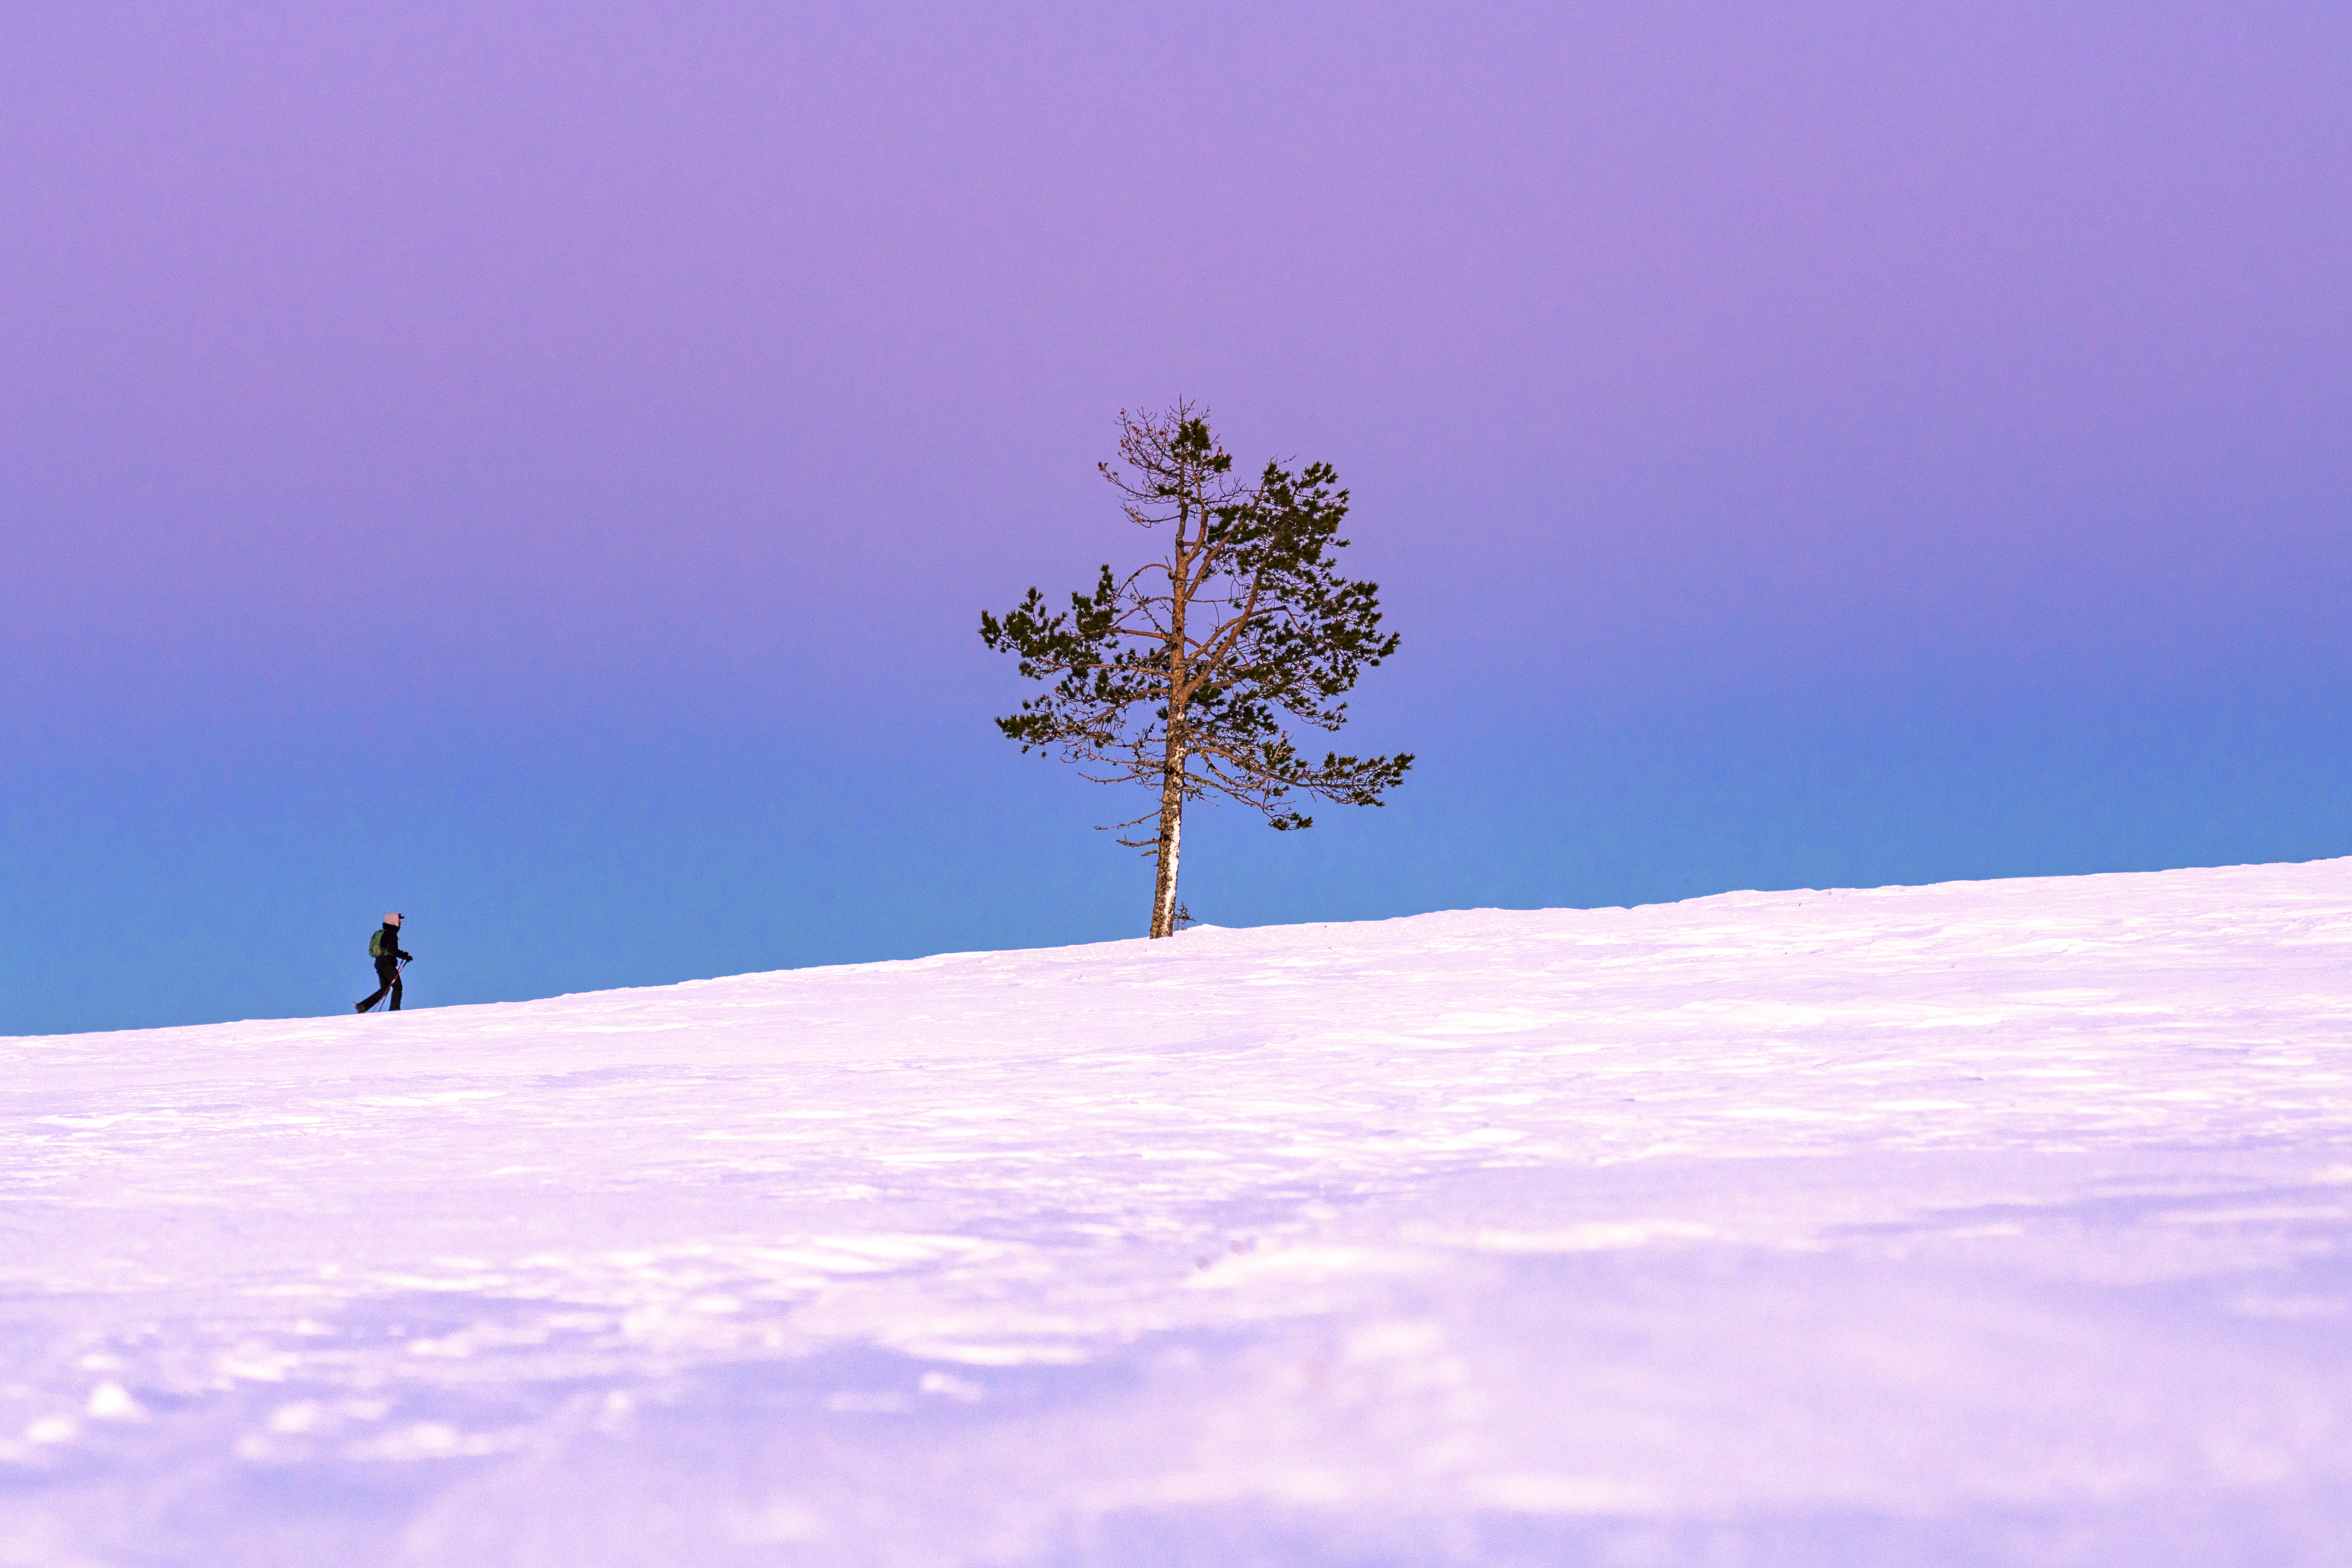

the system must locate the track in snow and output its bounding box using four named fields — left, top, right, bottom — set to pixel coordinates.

left=5, top=860, right=2352, bottom=1564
